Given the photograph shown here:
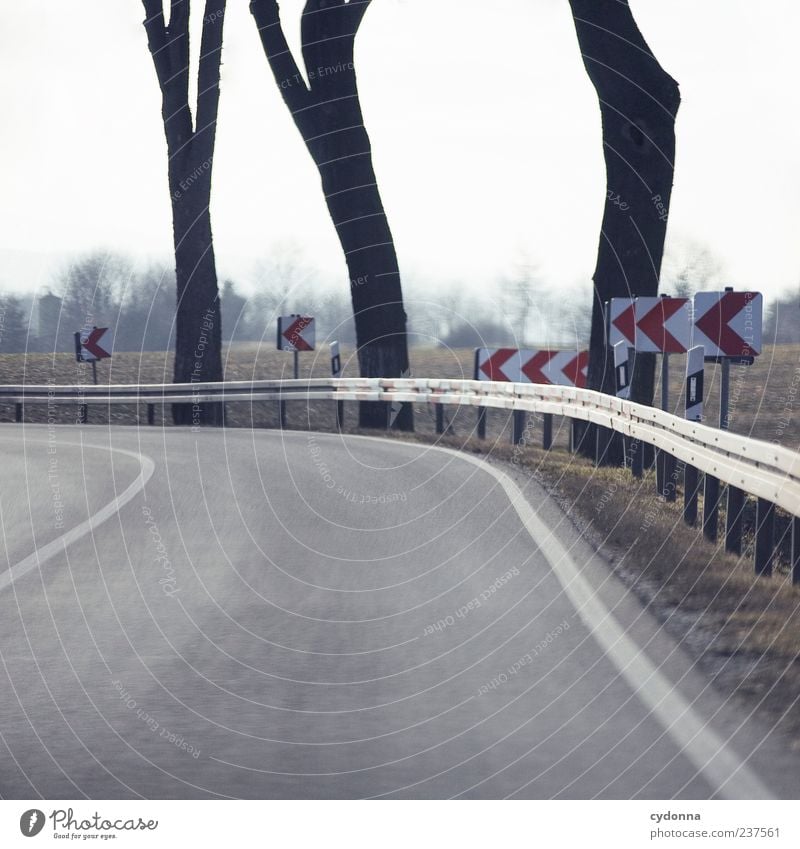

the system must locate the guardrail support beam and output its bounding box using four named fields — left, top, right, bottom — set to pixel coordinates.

left=684, top=464, right=700, bottom=526
left=657, top=451, right=677, bottom=501
left=725, top=486, right=745, bottom=555
left=542, top=413, right=553, bottom=450
left=754, top=498, right=775, bottom=577
left=336, top=400, right=344, bottom=431
left=435, top=405, right=444, bottom=435
left=15, top=403, right=22, bottom=423
left=630, top=439, right=643, bottom=478
left=477, top=408, right=486, bottom=440
left=147, top=404, right=155, bottom=426
left=703, top=475, right=721, bottom=542
left=512, top=411, right=525, bottom=446
left=793, top=516, right=800, bottom=586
